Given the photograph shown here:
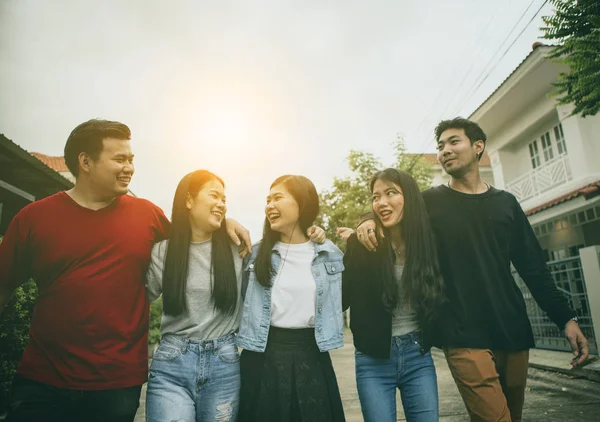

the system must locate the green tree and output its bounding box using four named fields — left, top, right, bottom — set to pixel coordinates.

left=318, top=137, right=433, bottom=250
left=542, top=0, right=600, bottom=117
left=149, top=297, right=163, bottom=345
left=0, top=237, right=38, bottom=412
